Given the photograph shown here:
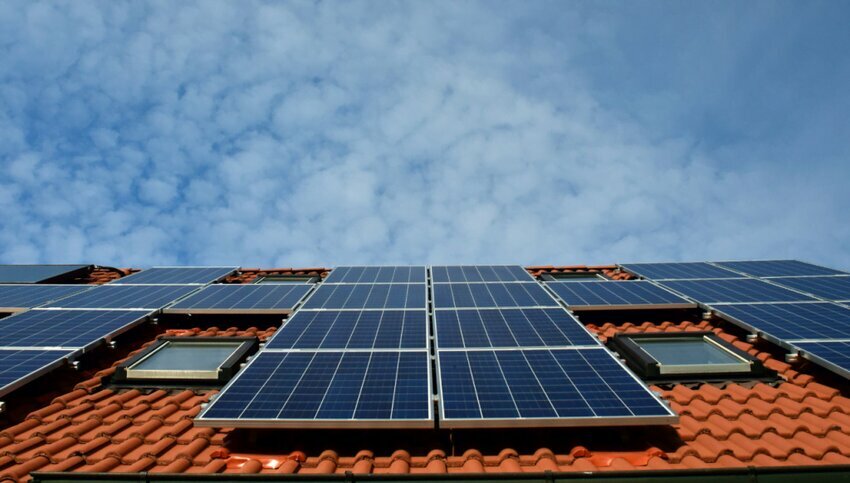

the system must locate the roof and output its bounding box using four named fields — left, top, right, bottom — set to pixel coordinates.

left=1, top=265, right=849, bottom=481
